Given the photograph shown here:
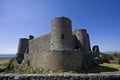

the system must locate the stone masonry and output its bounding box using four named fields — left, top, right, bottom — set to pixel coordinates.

left=1, top=74, right=120, bottom=80
left=15, top=16, right=101, bottom=72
